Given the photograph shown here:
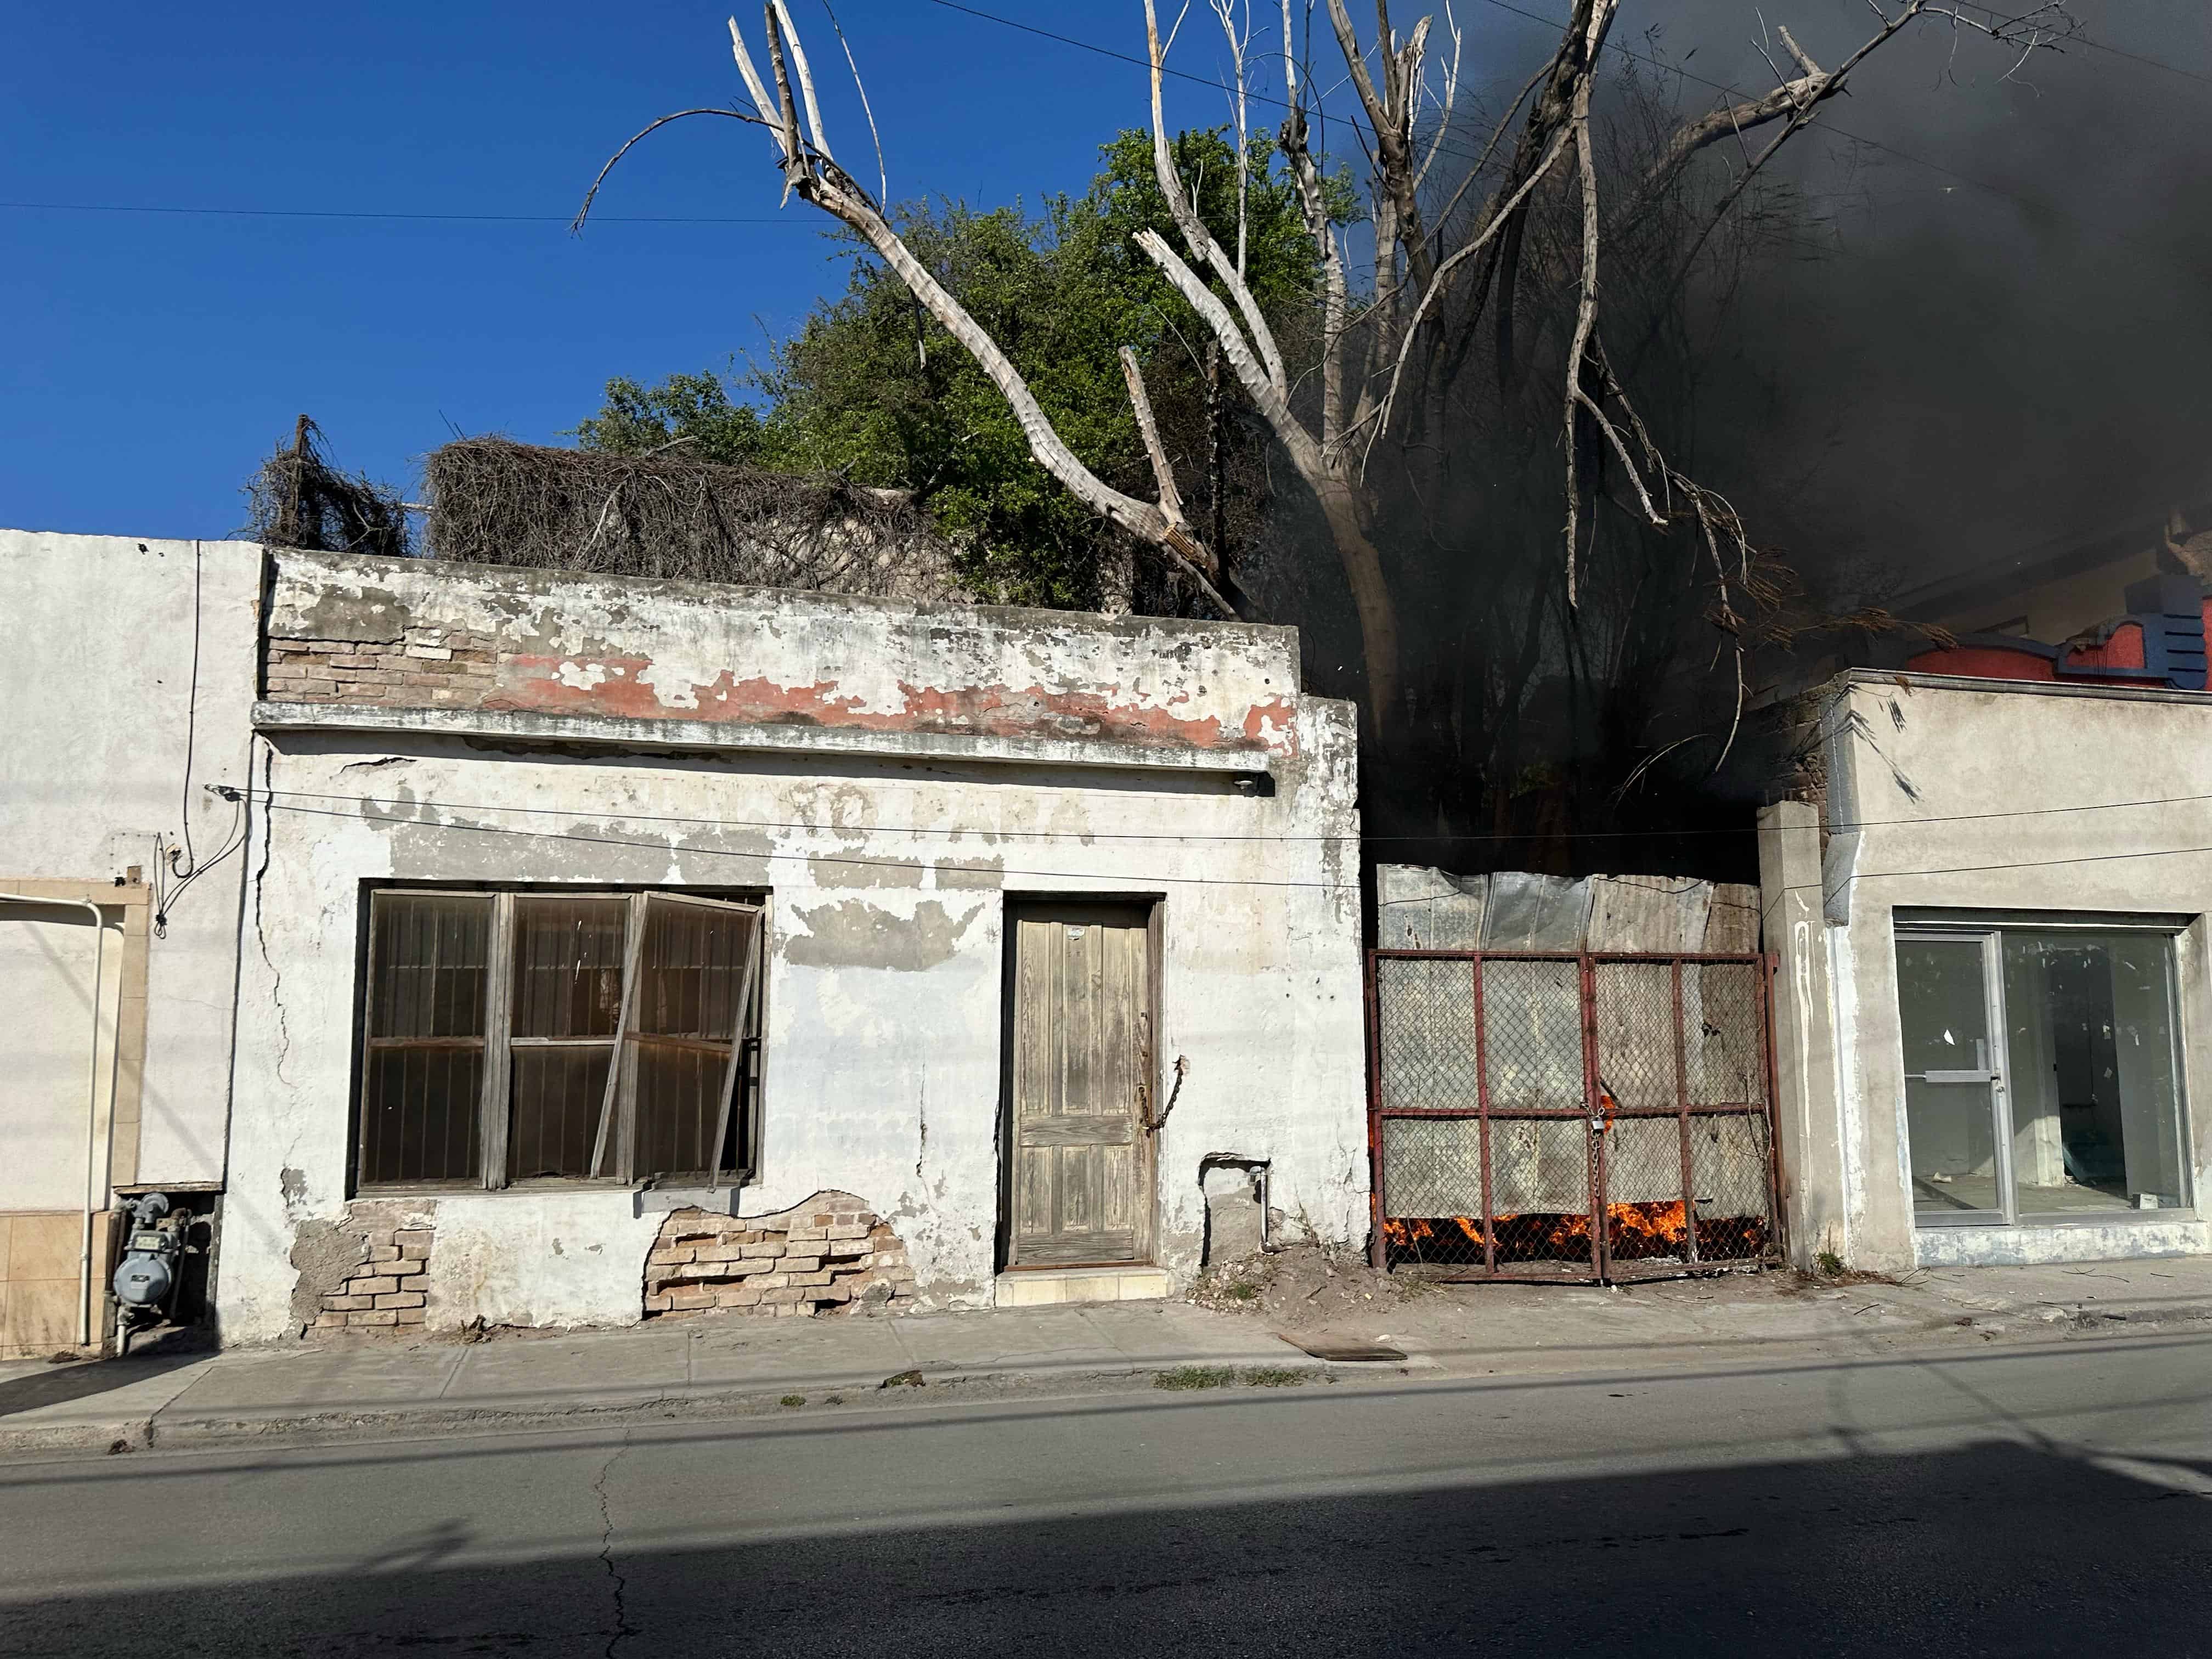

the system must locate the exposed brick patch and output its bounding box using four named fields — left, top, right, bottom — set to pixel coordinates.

left=644, top=1192, right=916, bottom=1321
left=313, top=1227, right=433, bottom=1332
left=264, top=634, right=501, bottom=707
